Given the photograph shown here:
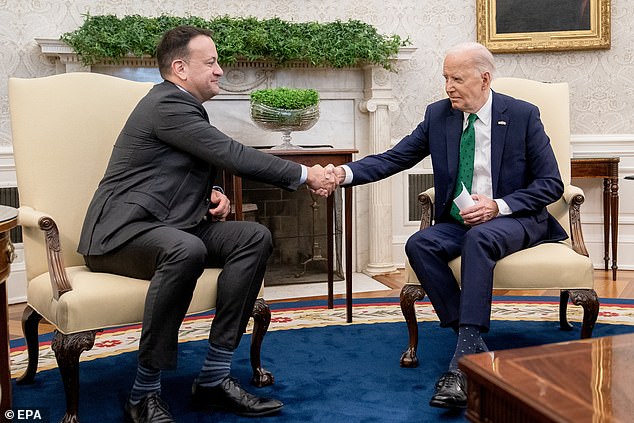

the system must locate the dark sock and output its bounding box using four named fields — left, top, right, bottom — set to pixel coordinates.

left=129, top=364, right=161, bottom=405
left=448, top=324, right=489, bottom=371
left=450, top=321, right=459, bottom=335
left=197, top=343, right=234, bottom=387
